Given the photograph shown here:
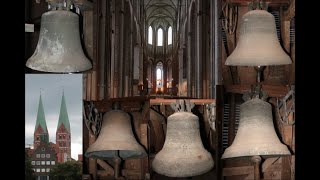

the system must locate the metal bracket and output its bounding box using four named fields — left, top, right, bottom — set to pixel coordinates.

left=45, top=0, right=73, bottom=11
left=243, top=84, right=268, bottom=102
left=248, top=0, right=269, bottom=11
left=277, top=87, right=295, bottom=125
left=206, top=102, right=216, bottom=131
left=73, top=0, right=93, bottom=12
left=83, top=101, right=102, bottom=136
left=170, top=99, right=195, bottom=112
